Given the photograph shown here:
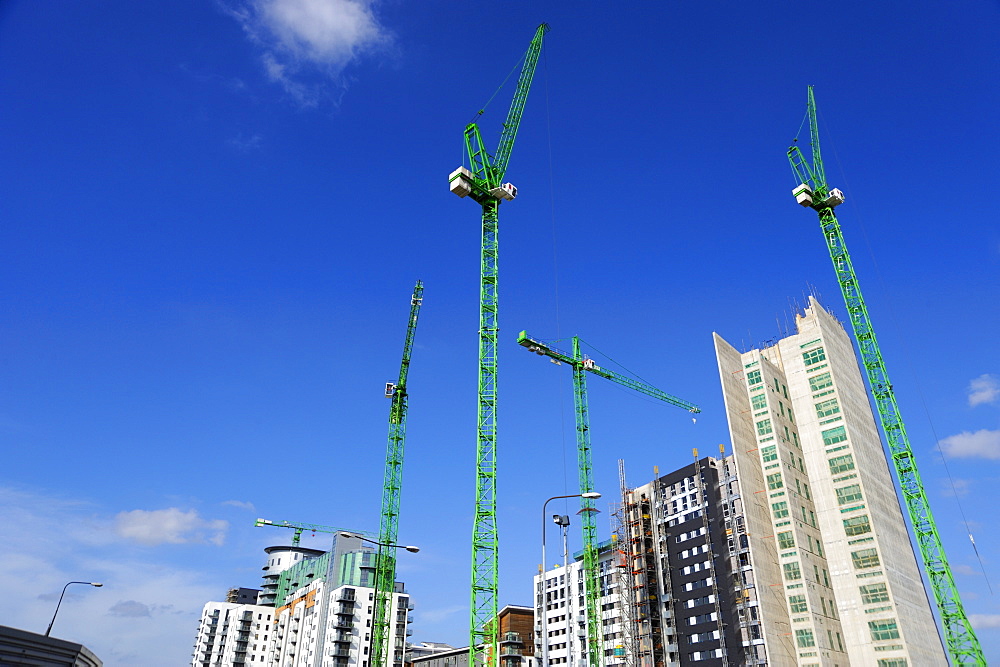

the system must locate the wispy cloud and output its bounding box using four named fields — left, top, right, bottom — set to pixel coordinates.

left=970, top=614, right=1000, bottom=629
left=228, top=132, right=262, bottom=152
left=109, top=600, right=153, bottom=618
left=228, top=0, right=394, bottom=106
left=223, top=499, right=257, bottom=511
left=417, top=604, right=465, bottom=625
left=969, top=374, right=1000, bottom=407
left=115, top=508, right=229, bottom=547
left=939, top=429, right=1000, bottom=460
left=941, top=477, right=973, bottom=497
